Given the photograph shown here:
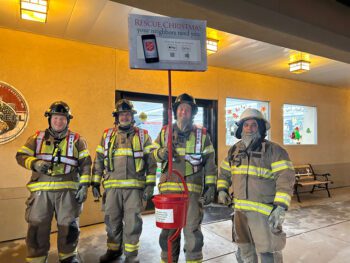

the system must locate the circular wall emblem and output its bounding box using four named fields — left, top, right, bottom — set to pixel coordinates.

left=0, top=81, right=29, bottom=144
